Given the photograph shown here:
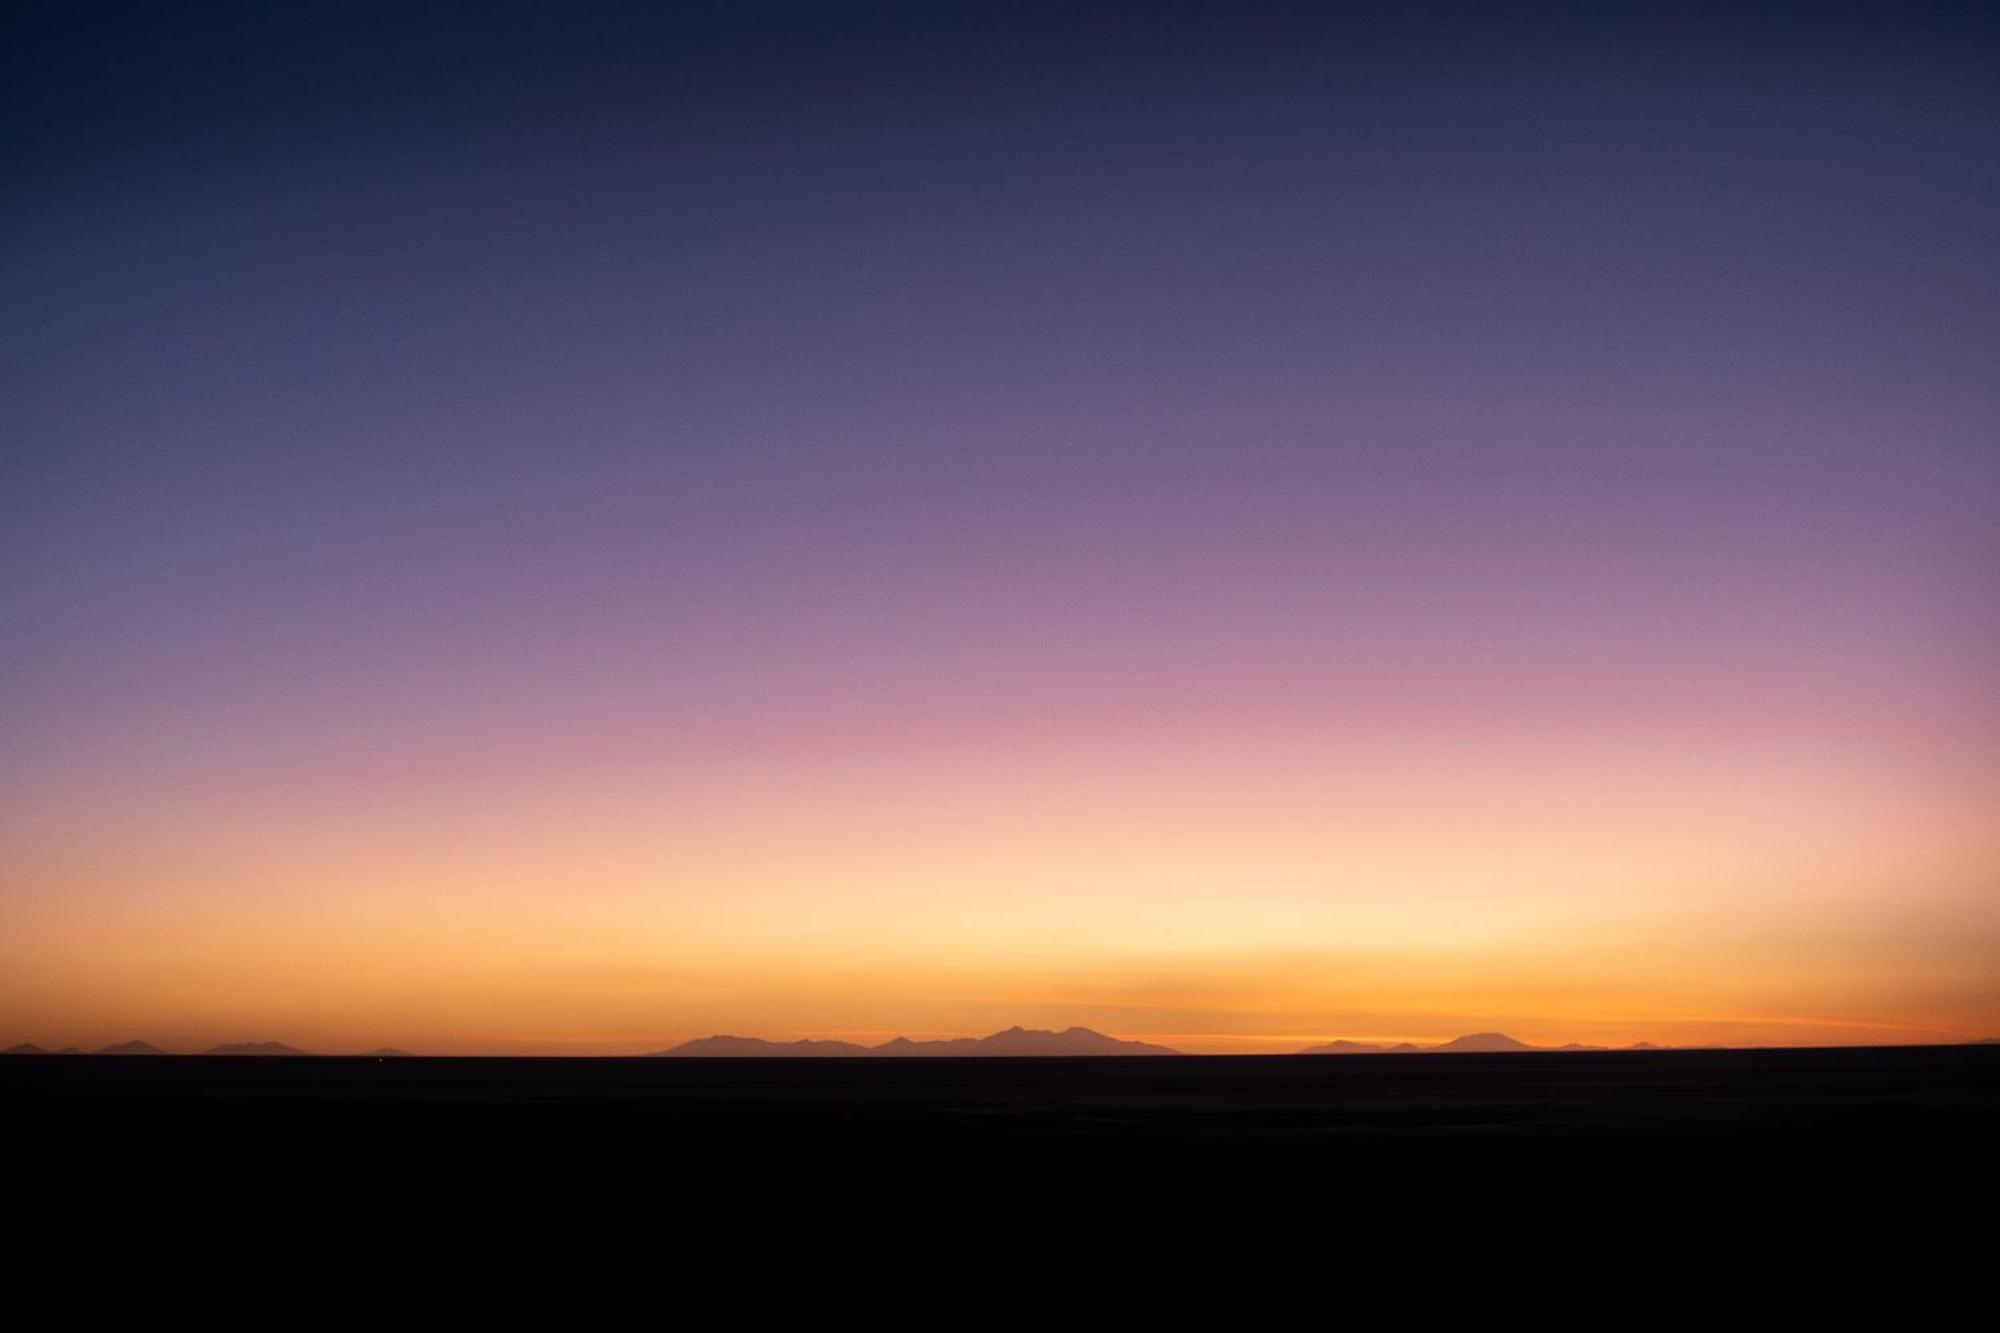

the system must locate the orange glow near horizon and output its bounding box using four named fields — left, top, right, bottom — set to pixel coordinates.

left=4, top=683, right=1994, bottom=1055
